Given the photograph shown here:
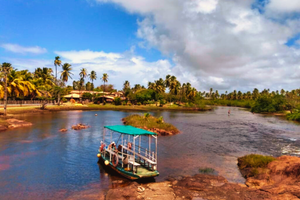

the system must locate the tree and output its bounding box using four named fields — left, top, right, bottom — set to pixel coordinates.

left=60, top=63, right=73, bottom=83
left=123, top=80, right=130, bottom=91
left=102, top=73, right=108, bottom=92
left=54, top=56, right=62, bottom=84
left=89, top=71, right=97, bottom=90
left=0, top=63, right=12, bottom=115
